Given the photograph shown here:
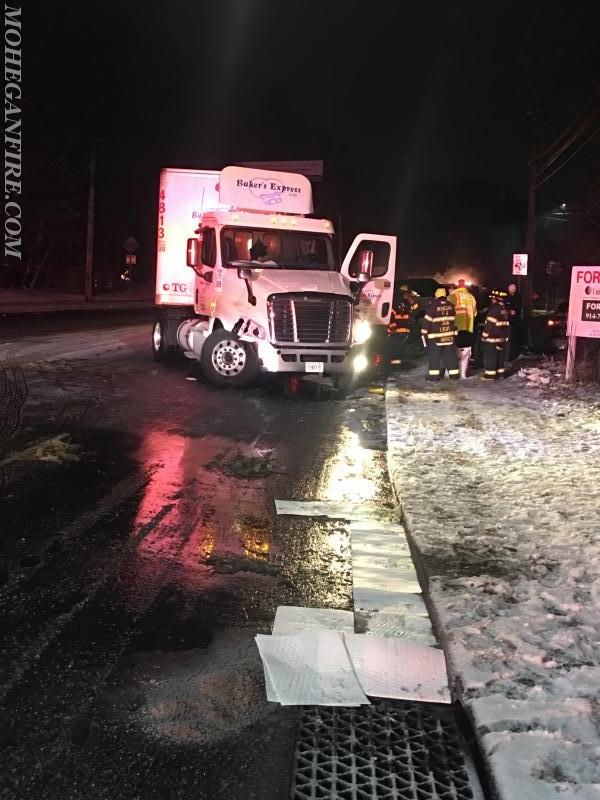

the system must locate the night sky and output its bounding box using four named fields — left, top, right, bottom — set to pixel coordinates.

left=25, top=1, right=600, bottom=285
